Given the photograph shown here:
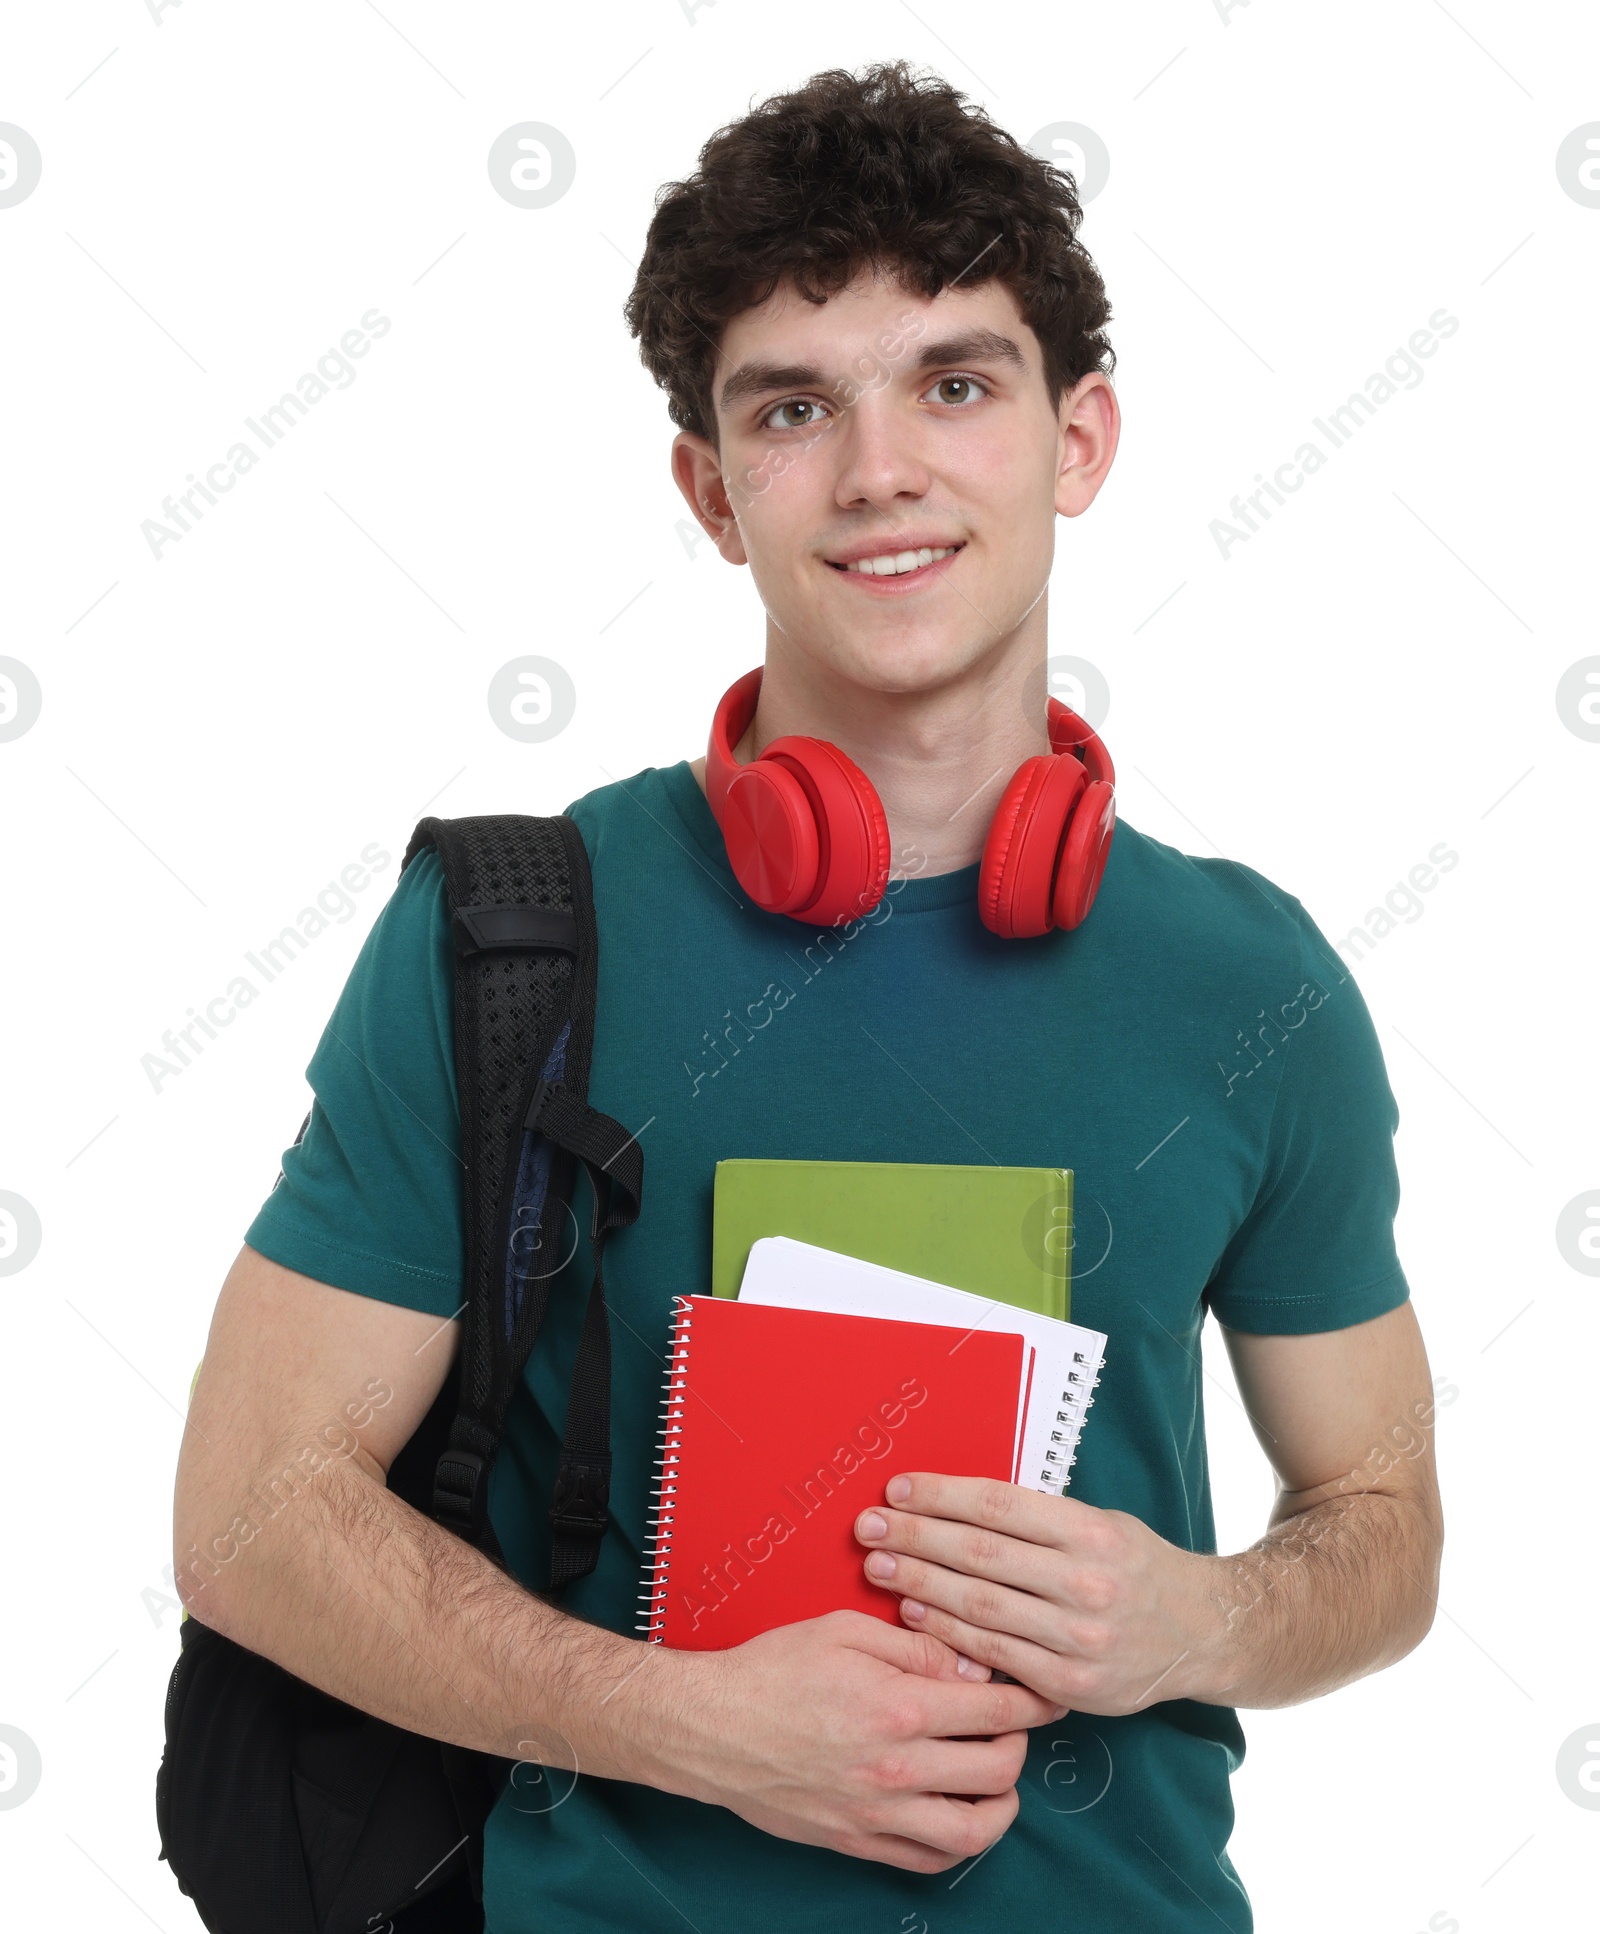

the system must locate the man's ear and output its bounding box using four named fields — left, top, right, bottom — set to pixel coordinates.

left=1054, top=371, right=1120, bottom=520
left=672, top=431, right=749, bottom=565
